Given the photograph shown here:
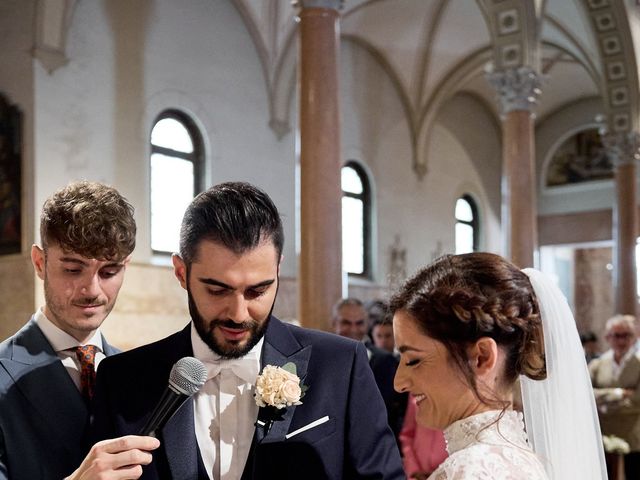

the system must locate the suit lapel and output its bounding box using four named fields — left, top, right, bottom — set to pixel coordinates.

left=101, top=334, right=120, bottom=357
left=5, top=320, right=88, bottom=453
left=254, top=318, right=311, bottom=444
left=163, top=398, right=201, bottom=480
left=157, top=325, right=201, bottom=480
